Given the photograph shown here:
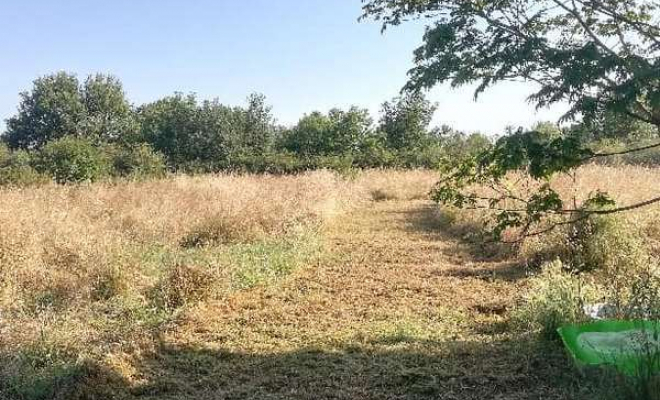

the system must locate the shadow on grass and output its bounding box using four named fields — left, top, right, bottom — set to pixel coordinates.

left=0, top=335, right=612, bottom=400
left=398, top=202, right=519, bottom=265
left=0, top=323, right=605, bottom=400
left=125, top=338, right=597, bottom=399
left=0, top=352, right=131, bottom=400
